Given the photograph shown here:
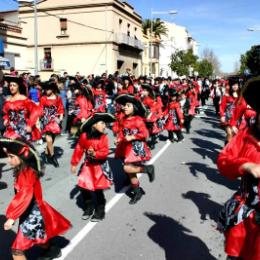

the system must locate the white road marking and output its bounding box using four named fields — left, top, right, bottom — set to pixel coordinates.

left=59, top=140, right=171, bottom=259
